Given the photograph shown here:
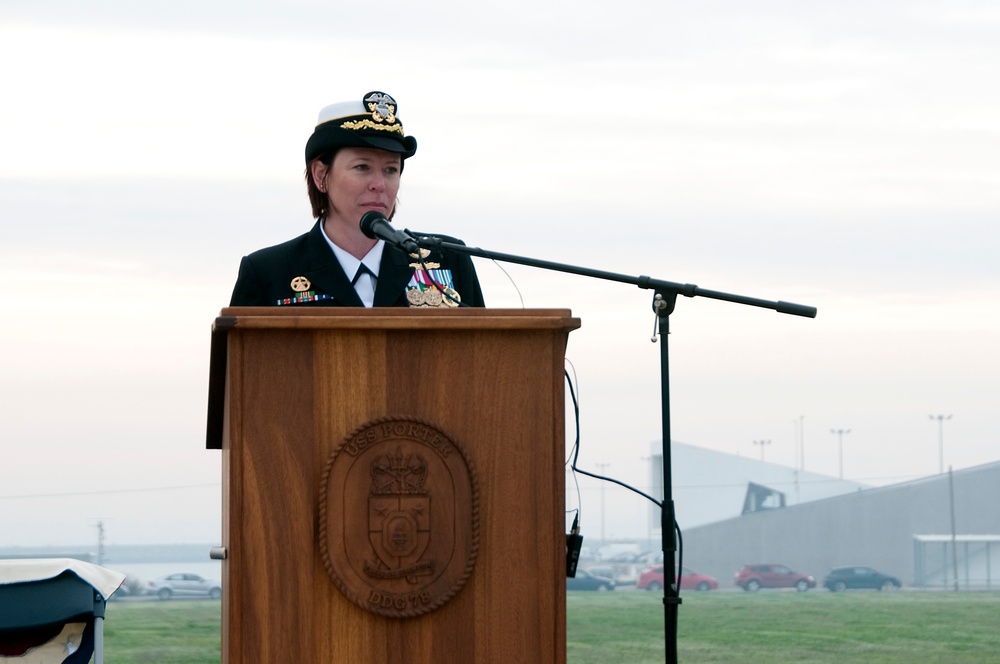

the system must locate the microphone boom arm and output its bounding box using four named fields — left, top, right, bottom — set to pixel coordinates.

left=414, top=235, right=817, bottom=318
